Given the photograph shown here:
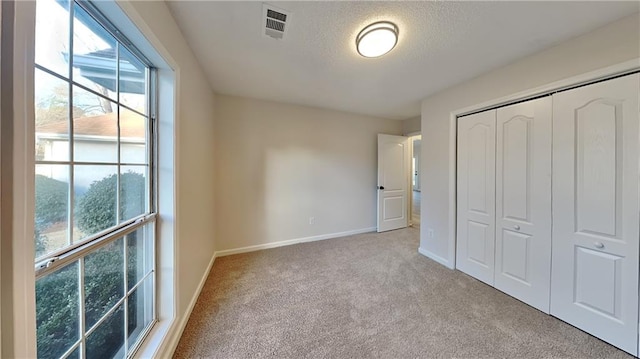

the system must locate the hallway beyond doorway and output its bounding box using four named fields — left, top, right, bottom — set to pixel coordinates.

left=412, top=190, right=420, bottom=227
